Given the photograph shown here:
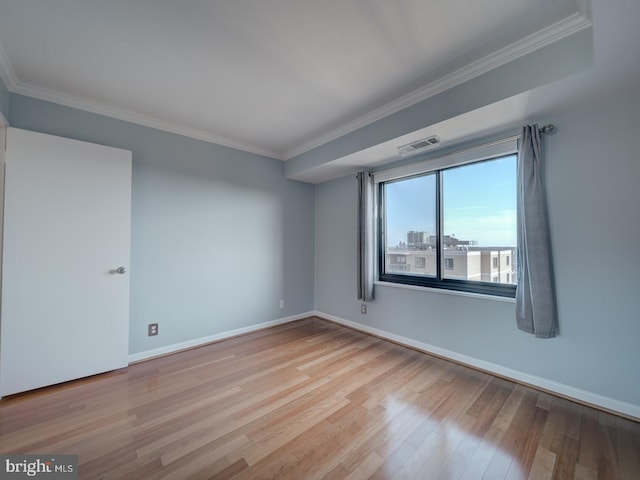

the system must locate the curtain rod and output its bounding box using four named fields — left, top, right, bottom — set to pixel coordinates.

left=494, top=123, right=556, bottom=144
left=540, top=124, right=556, bottom=134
